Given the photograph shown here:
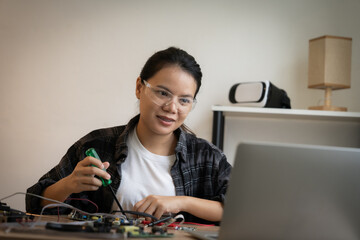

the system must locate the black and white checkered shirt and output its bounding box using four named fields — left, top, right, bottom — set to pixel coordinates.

left=26, top=114, right=232, bottom=224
